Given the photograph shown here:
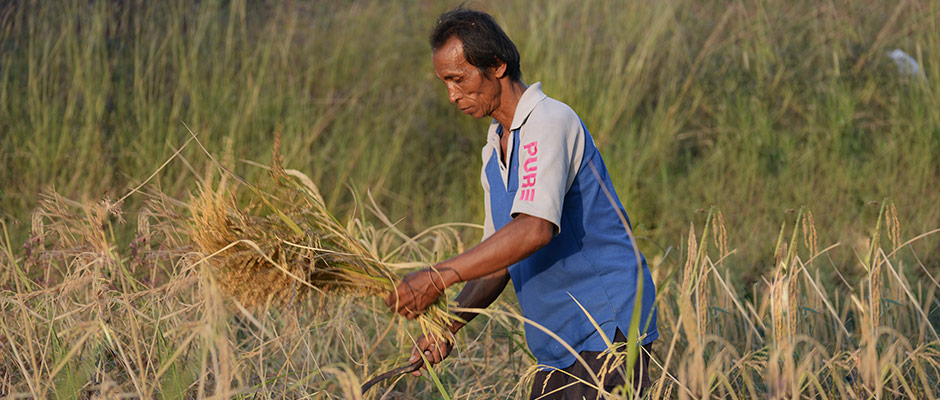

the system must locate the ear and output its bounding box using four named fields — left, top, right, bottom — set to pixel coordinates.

left=492, top=60, right=508, bottom=79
